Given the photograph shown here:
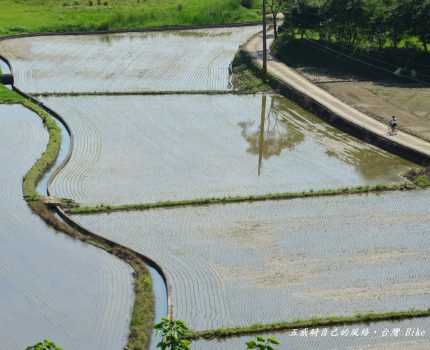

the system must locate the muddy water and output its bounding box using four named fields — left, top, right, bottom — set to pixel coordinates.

left=74, top=190, right=430, bottom=331
left=0, top=104, right=134, bottom=350
left=0, top=27, right=259, bottom=93
left=40, top=94, right=415, bottom=206
left=194, top=318, right=430, bottom=350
